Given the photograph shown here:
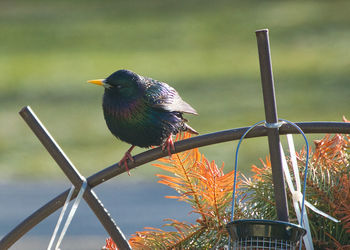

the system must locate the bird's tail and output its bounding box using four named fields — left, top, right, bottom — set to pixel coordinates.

left=184, top=123, right=199, bottom=135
